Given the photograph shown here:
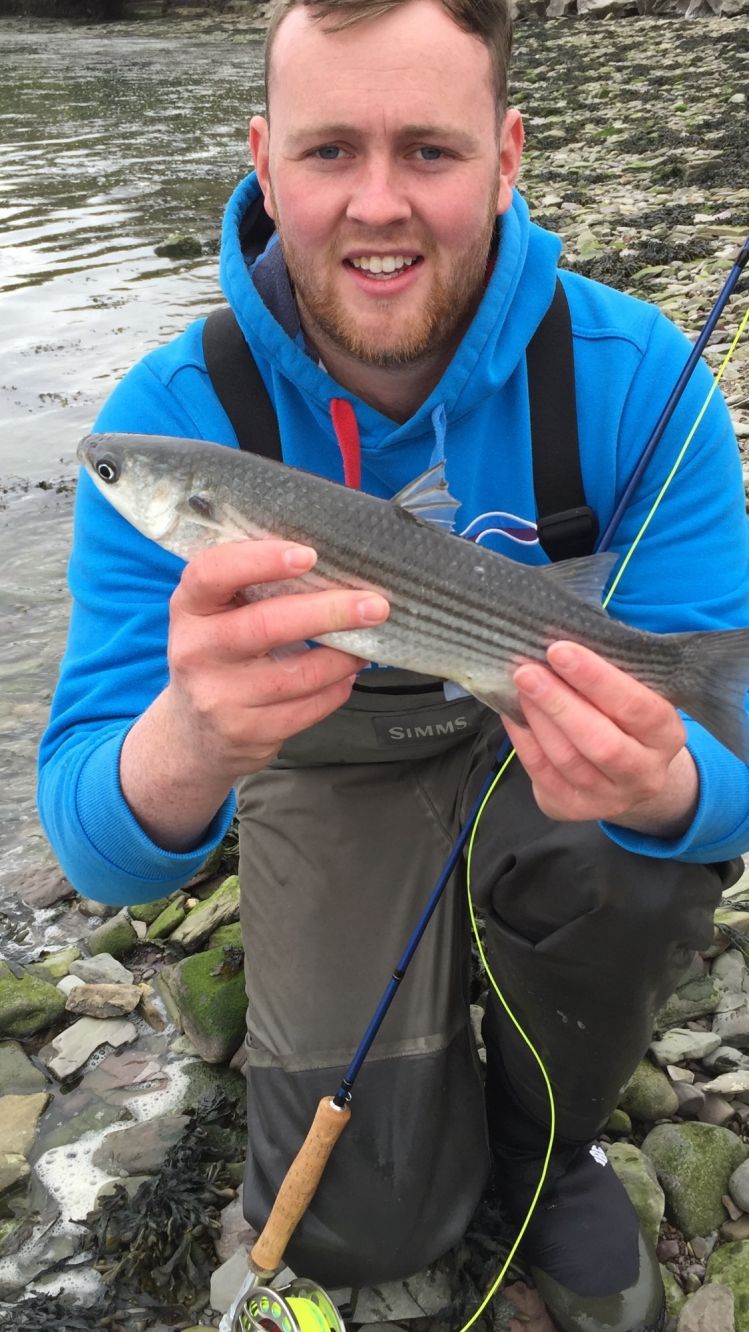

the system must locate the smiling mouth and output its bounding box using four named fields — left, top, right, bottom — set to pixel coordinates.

left=345, top=255, right=424, bottom=281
